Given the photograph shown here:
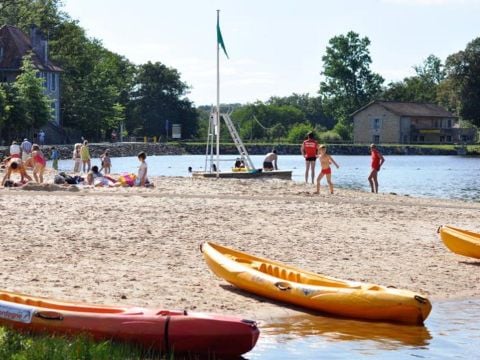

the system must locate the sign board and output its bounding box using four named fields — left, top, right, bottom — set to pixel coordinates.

left=172, top=124, right=181, bottom=139
left=0, top=300, right=35, bottom=323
